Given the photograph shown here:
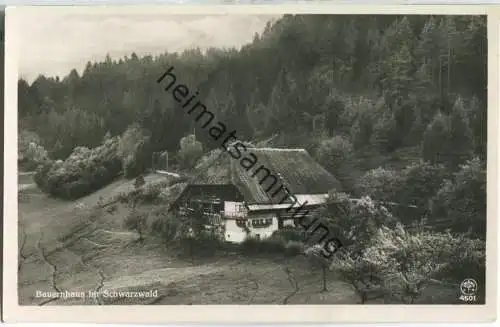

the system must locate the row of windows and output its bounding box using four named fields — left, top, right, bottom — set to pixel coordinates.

left=236, top=218, right=273, bottom=228
left=251, top=218, right=273, bottom=227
